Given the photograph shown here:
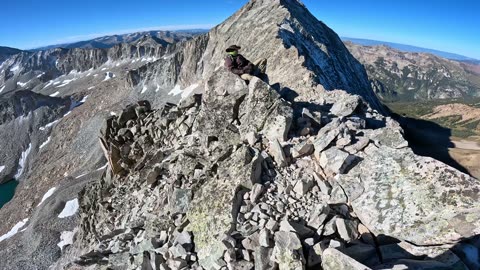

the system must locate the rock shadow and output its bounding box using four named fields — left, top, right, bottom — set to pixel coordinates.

left=388, top=110, right=471, bottom=176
